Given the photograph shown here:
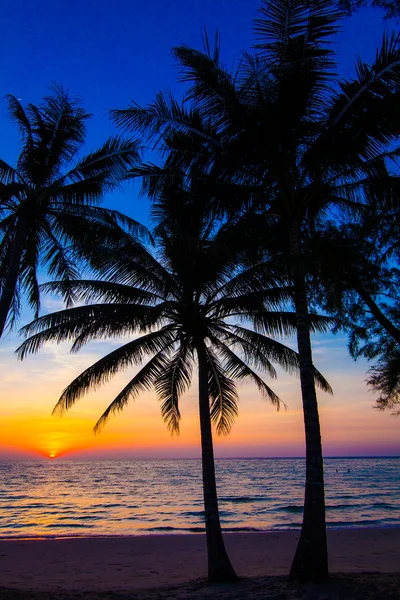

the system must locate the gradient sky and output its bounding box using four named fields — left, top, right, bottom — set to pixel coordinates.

left=0, top=0, right=399, bottom=459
